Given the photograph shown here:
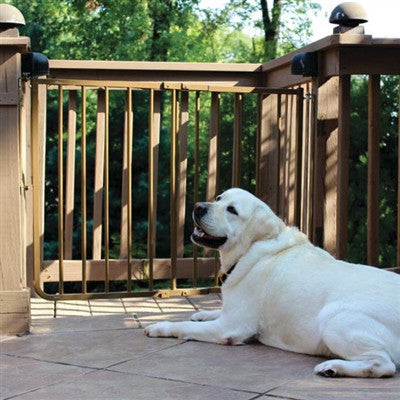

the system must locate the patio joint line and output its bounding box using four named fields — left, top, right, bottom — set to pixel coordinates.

left=185, top=296, right=200, bottom=310
left=103, top=367, right=263, bottom=396
left=153, top=297, right=165, bottom=313
left=2, top=363, right=102, bottom=400
left=104, top=340, right=186, bottom=369
left=1, top=352, right=100, bottom=371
